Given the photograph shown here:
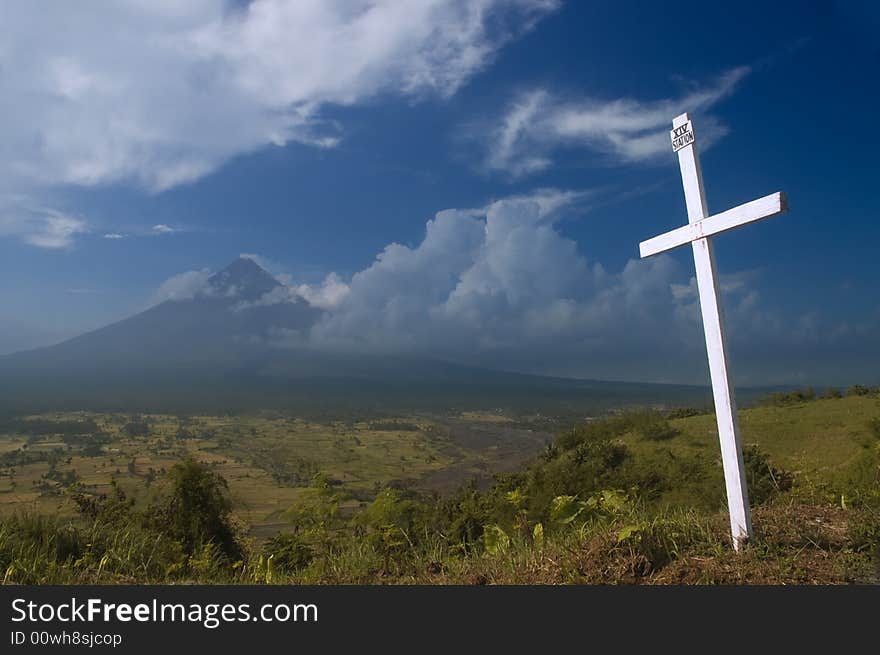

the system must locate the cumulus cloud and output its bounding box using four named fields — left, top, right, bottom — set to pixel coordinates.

left=294, top=273, right=351, bottom=310
left=280, top=188, right=878, bottom=385
left=144, top=190, right=879, bottom=384
left=0, top=0, right=558, bottom=194
left=296, top=189, right=703, bottom=376
left=481, top=66, right=750, bottom=176
left=103, top=233, right=126, bottom=240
